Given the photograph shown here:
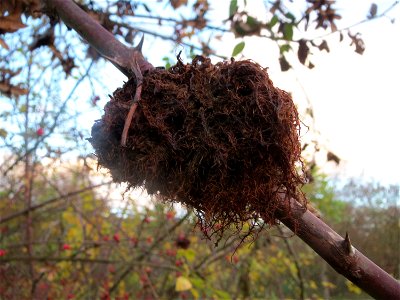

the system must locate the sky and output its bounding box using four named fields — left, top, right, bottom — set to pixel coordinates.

left=206, top=0, right=400, bottom=185
left=85, top=0, right=400, bottom=186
